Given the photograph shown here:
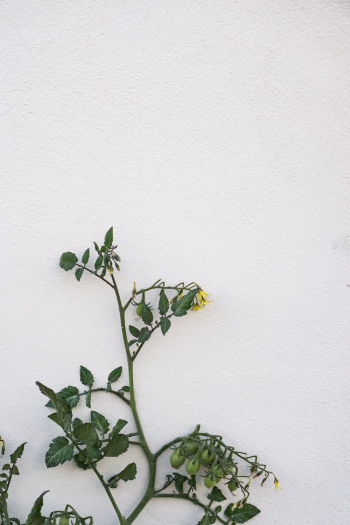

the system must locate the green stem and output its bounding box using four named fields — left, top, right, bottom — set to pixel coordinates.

left=1, top=495, right=10, bottom=525
left=74, top=442, right=125, bottom=524
left=75, top=264, right=114, bottom=288
left=153, top=494, right=228, bottom=524
left=111, top=275, right=156, bottom=524
left=79, top=387, right=130, bottom=406
left=123, top=282, right=196, bottom=311
left=154, top=437, right=184, bottom=458
left=132, top=313, right=174, bottom=361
